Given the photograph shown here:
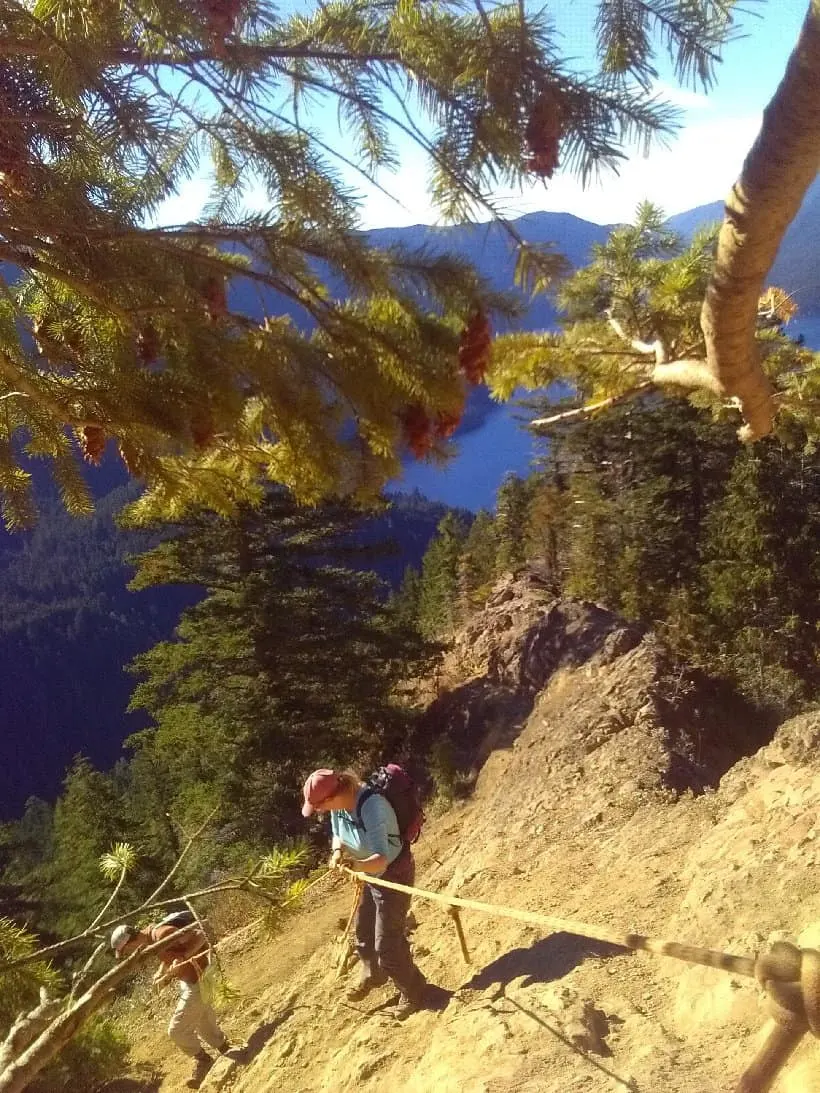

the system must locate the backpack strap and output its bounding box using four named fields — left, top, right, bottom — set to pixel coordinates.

left=354, top=786, right=377, bottom=830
